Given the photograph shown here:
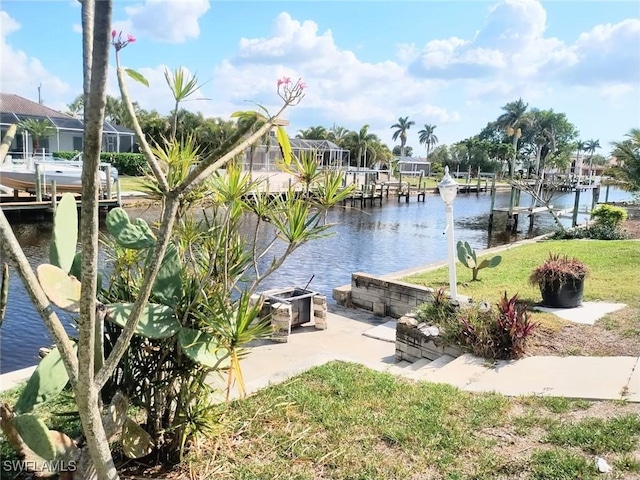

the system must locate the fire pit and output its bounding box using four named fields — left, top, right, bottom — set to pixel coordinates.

left=258, top=287, right=328, bottom=342
left=267, top=287, right=316, bottom=327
